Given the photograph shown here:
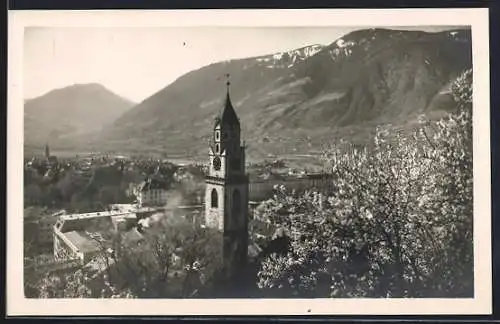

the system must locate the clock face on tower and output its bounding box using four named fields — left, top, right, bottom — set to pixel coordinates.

left=213, top=156, right=221, bottom=171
